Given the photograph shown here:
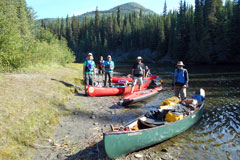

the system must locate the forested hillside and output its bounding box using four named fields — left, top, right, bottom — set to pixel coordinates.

left=0, top=0, right=75, bottom=72
left=40, top=2, right=155, bottom=25
left=42, top=0, right=240, bottom=64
